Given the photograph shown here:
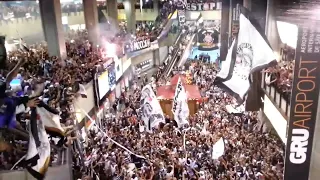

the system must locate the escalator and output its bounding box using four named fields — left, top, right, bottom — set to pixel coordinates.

left=165, top=33, right=196, bottom=77
left=162, top=31, right=189, bottom=76
left=150, top=10, right=178, bottom=44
